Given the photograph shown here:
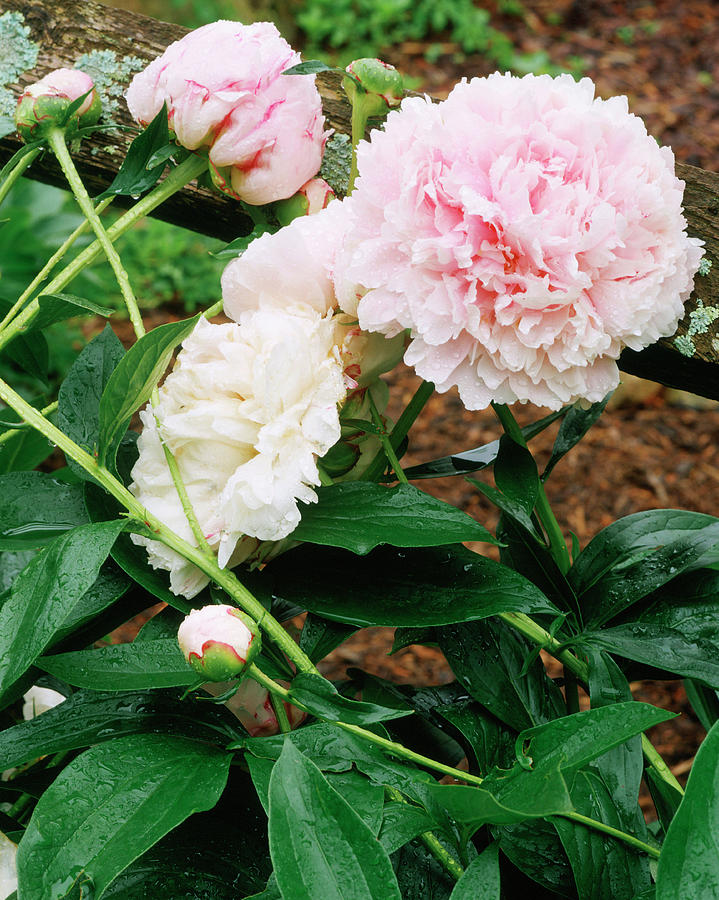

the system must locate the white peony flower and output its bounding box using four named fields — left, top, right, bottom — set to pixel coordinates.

left=22, top=686, right=65, bottom=720
left=129, top=310, right=347, bottom=597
